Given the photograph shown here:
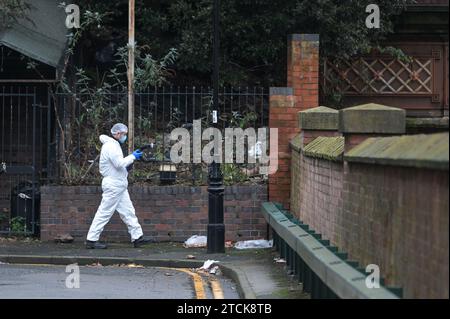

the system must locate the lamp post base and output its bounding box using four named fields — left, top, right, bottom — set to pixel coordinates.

left=207, top=224, right=225, bottom=254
